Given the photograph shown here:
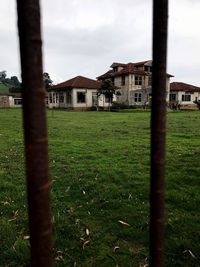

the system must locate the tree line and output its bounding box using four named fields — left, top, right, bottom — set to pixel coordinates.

left=0, top=71, right=53, bottom=92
